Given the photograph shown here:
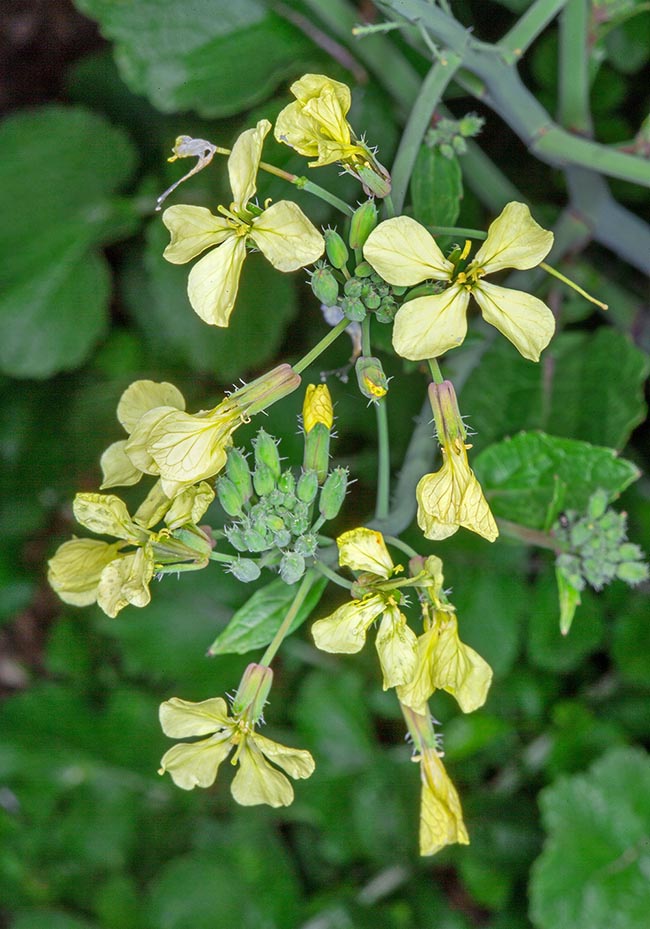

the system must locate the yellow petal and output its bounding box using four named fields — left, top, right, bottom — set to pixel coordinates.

left=363, top=217, right=454, bottom=286
left=140, top=407, right=237, bottom=488
left=472, top=280, right=555, bottom=362
left=429, top=614, right=493, bottom=713
left=392, top=286, right=470, bottom=361
left=96, top=548, right=154, bottom=617
left=100, top=440, right=143, bottom=489
left=289, top=73, right=352, bottom=113
left=123, top=406, right=178, bottom=477
left=159, top=696, right=231, bottom=738
left=158, top=734, right=232, bottom=790
left=228, top=119, right=271, bottom=210
left=47, top=537, right=122, bottom=607
left=133, top=481, right=172, bottom=530
left=231, top=740, right=294, bottom=807
left=303, top=383, right=333, bottom=433
left=375, top=606, right=418, bottom=690
left=337, top=527, right=394, bottom=579
left=311, top=594, right=385, bottom=654
left=416, top=446, right=498, bottom=542
left=162, top=205, right=231, bottom=264
left=473, top=201, right=553, bottom=273
left=250, top=201, right=325, bottom=271
left=187, top=235, right=247, bottom=327
left=419, top=749, right=469, bottom=855
left=164, top=481, right=215, bottom=529
left=73, top=492, right=146, bottom=542
left=253, top=732, right=316, bottom=780
left=302, top=85, right=352, bottom=148
left=117, top=379, right=186, bottom=433
left=274, top=99, right=320, bottom=158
